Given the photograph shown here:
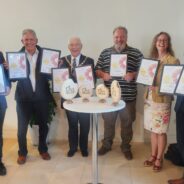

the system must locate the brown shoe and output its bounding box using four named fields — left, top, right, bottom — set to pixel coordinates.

left=17, top=155, right=26, bottom=165
left=98, top=146, right=111, bottom=156
left=40, top=152, right=51, bottom=160
left=168, top=177, right=184, bottom=184
left=124, top=150, right=133, bottom=160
